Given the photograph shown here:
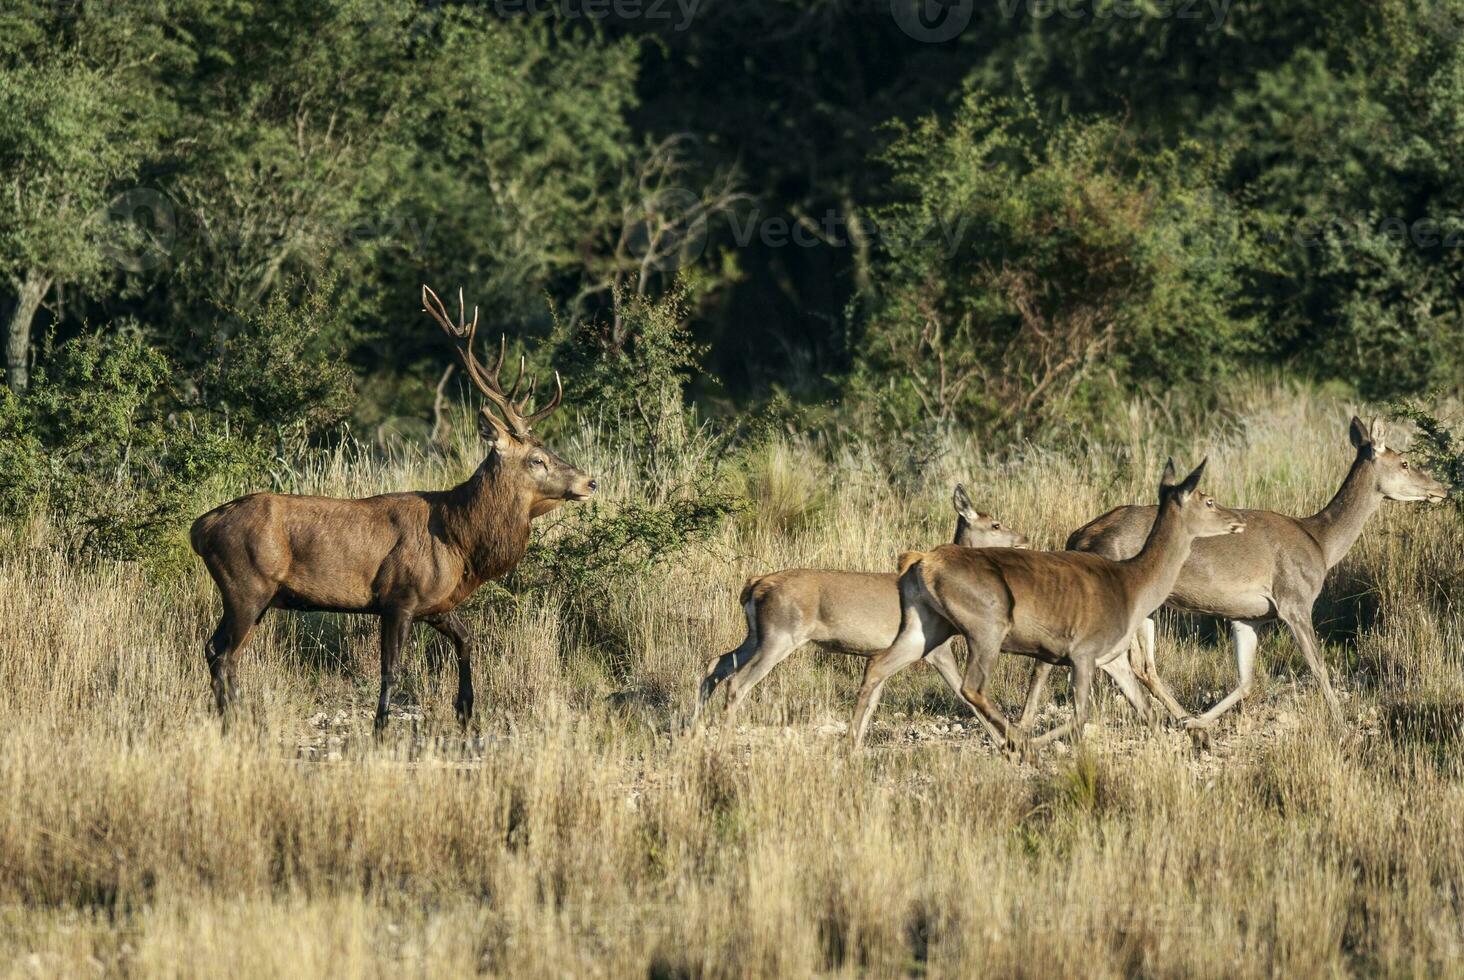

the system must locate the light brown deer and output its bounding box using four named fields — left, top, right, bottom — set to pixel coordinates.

left=1034, top=416, right=1447, bottom=736
left=190, top=285, right=595, bottom=732
left=849, top=460, right=1245, bottom=757
left=692, top=485, right=1028, bottom=729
